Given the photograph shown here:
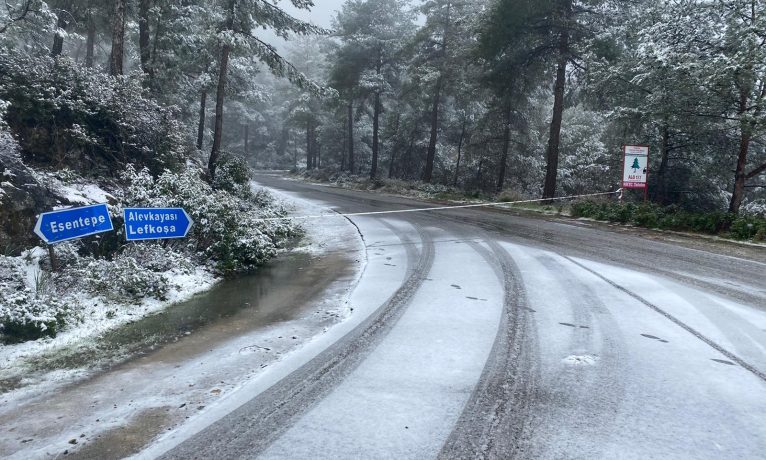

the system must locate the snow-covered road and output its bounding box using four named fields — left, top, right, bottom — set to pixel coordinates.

left=151, top=173, right=766, bottom=459
left=3, top=172, right=763, bottom=459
